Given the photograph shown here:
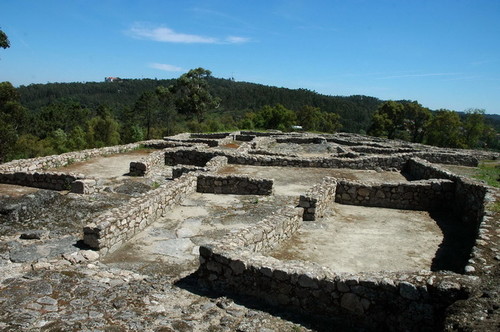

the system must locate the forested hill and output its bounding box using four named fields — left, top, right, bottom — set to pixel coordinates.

left=17, top=77, right=382, bottom=133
